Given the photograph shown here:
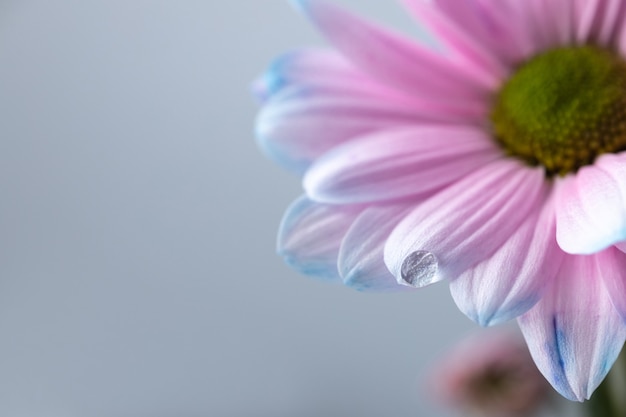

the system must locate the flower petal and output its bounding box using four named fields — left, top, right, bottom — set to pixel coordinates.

left=596, top=247, right=626, bottom=322
left=474, top=0, right=536, bottom=61
left=257, top=87, right=415, bottom=174
left=595, top=0, right=625, bottom=45
left=450, top=192, right=564, bottom=326
left=526, top=0, right=575, bottom=47
left=402, top=0, right=507, bottom=81
left=277, top=195, right=364, bottom=281
left=576, top=0, right=609, bottom=43
left=518, top=253, right=626, bottom=401
left=450, top=0, right=538, bottom=63
left=429, top=0, right=489, bottom=41
left=255, top=49, right=487, bottom=174
left=615, top=240, right=626, bottom=253
left=290, top=0, right=493, bottom=98
left=611, top=0, right=626, bottom=54
left=339, top=203, right=415, bottom=292
left=253, top=48, right=365, bottom=102
left=616, top=4, right=626, bottom=55
left=384, top=160, right=547, bottom=287
left=556, top=153, right=626, bottom=255
left=304, top=126, right=501, bottom=204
